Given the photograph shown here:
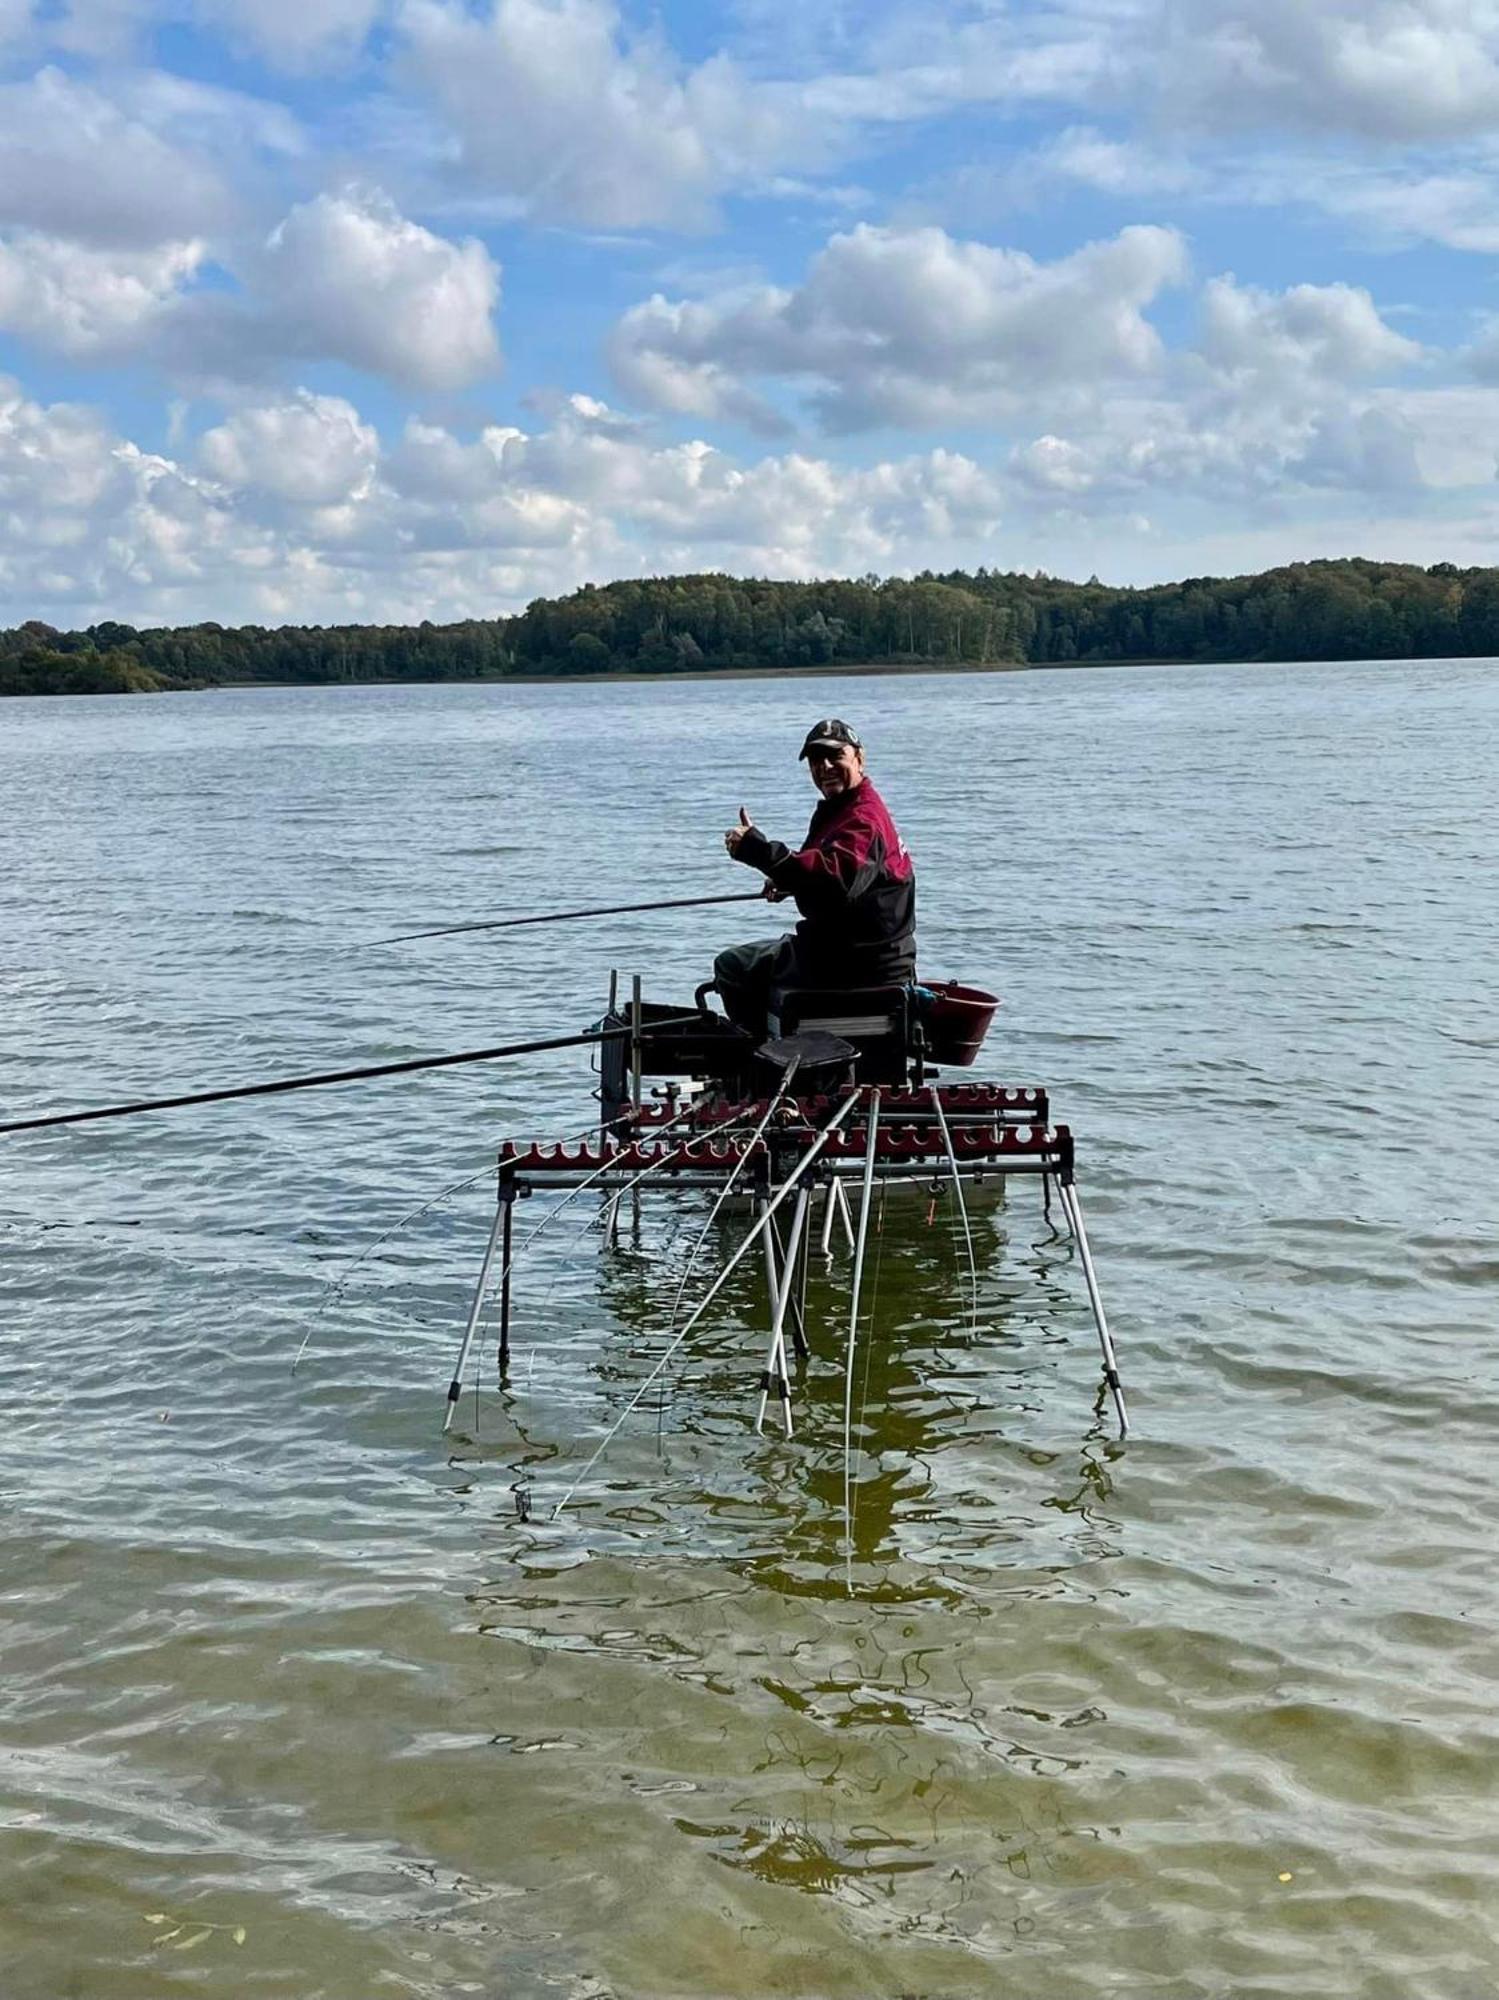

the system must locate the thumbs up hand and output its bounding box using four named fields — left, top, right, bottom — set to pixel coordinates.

left=724, top=805, right=756, bottom=857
